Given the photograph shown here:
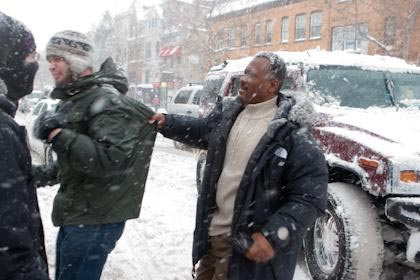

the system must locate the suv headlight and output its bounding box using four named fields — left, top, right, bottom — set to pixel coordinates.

left=400, top=170, right=420, bottom=183
left=389, top=159, right=420, bottom=195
